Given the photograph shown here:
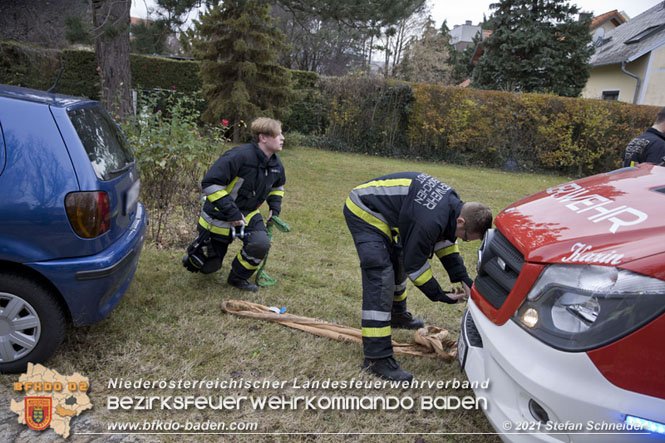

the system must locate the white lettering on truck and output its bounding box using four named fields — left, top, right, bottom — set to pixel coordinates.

left=561, top=242, right=624, bottom=265
left=545, top=183, right=647, bottom=233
